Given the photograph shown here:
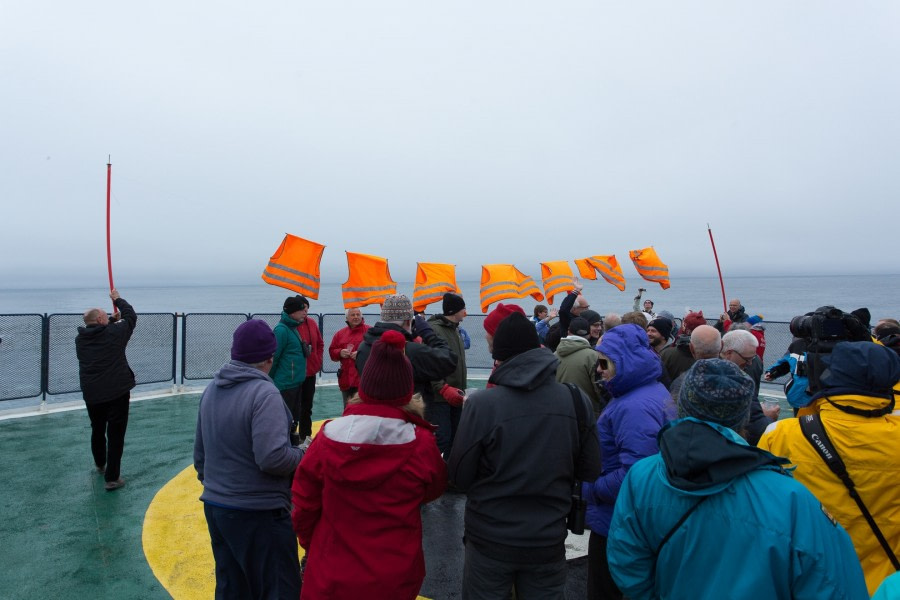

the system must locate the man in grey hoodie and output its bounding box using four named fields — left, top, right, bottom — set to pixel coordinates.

left=194, top=319, right=305, bottom=600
